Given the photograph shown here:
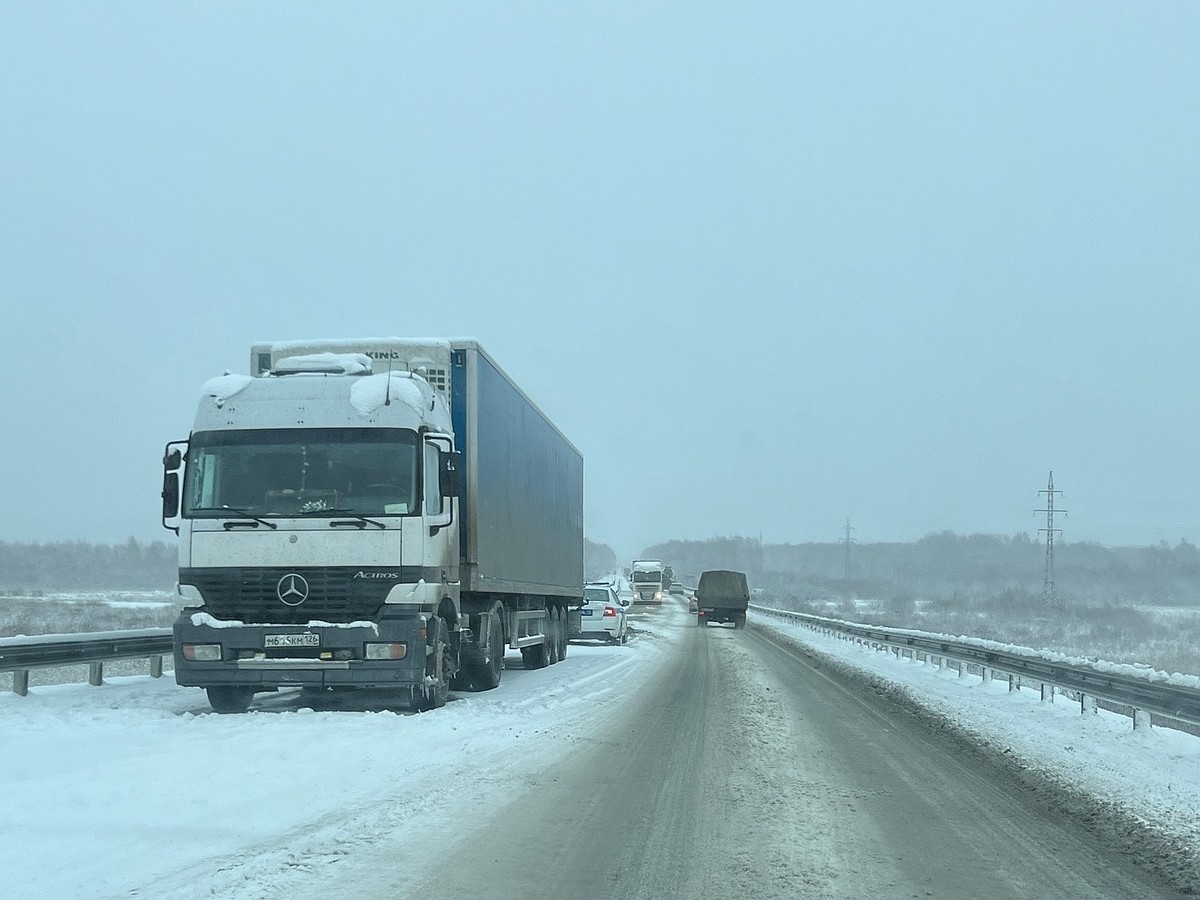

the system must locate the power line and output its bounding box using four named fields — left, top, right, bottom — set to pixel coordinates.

left=1035, top=471, right=1067, bottom=605
left=839, top=516, right=856, bottom=582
